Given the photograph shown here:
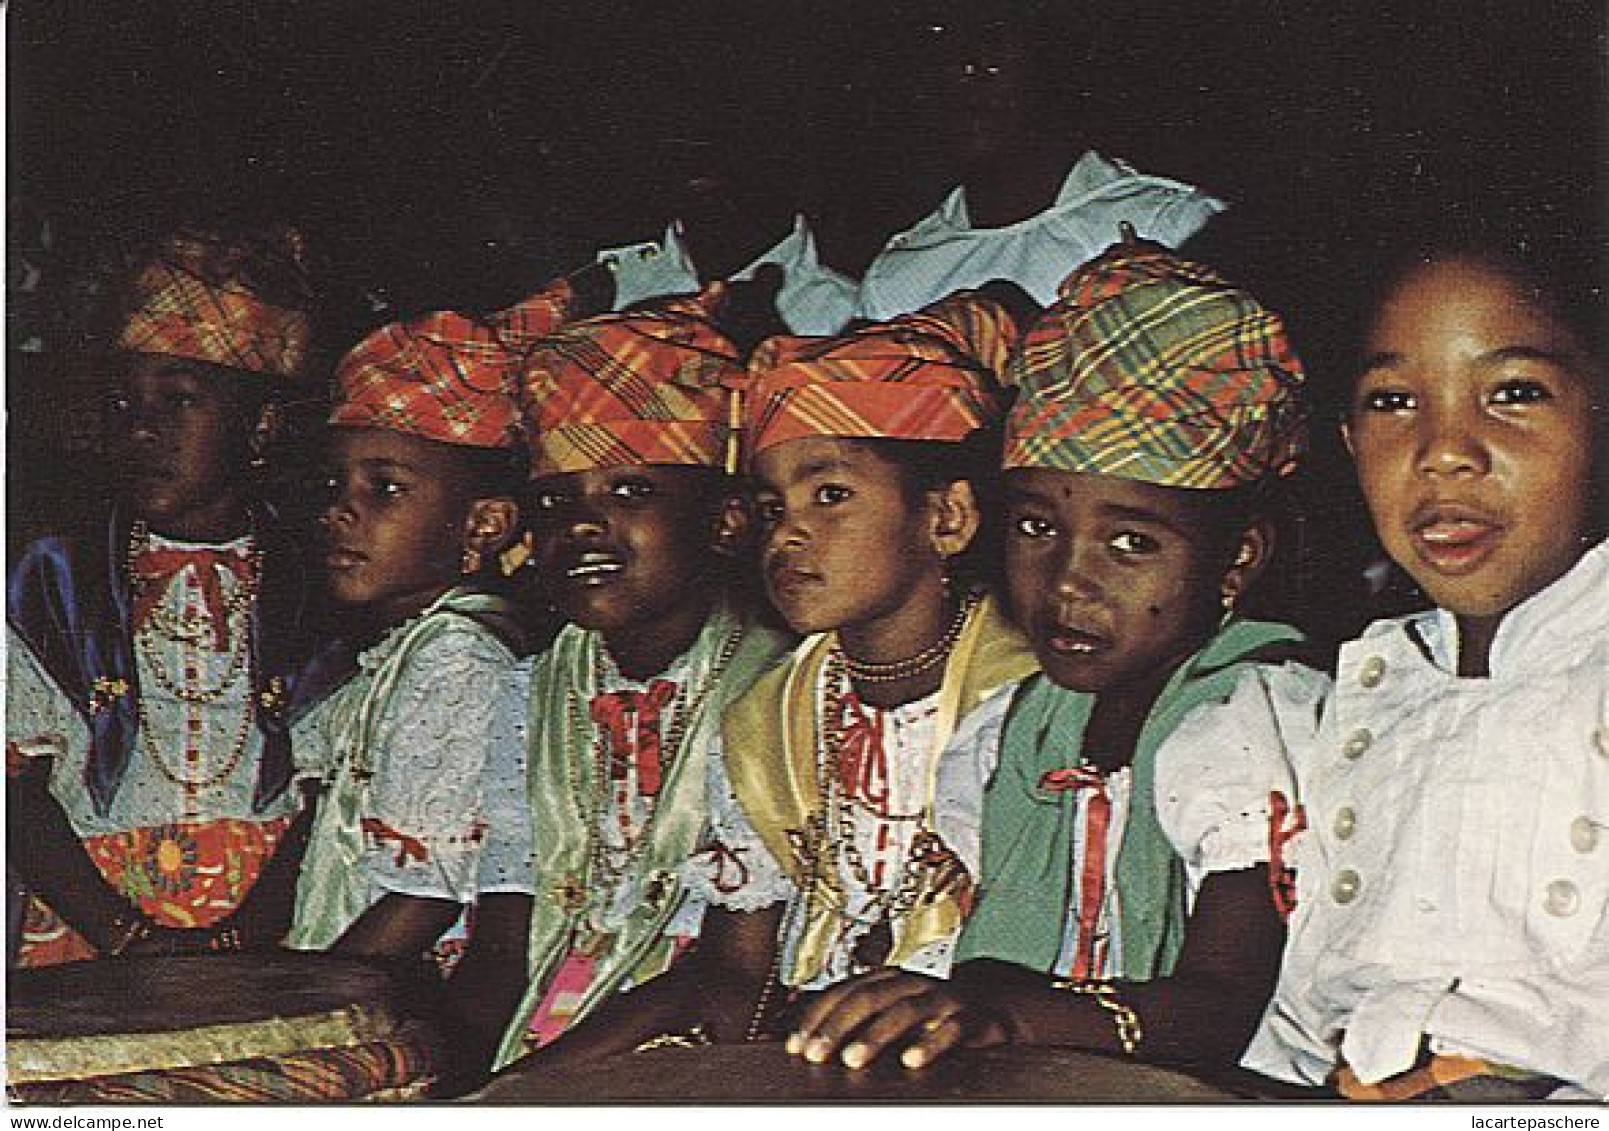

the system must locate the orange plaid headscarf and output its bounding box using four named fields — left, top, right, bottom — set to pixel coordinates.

left=1004, top=245, right=1307, bottom=488
left=517, top=286, right=745, bottom=476
left=330, top=279, right=576, bottom=449
left=116, top=226, right=313, bottom=380
left=740, top=290, right=1018, bottom=462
